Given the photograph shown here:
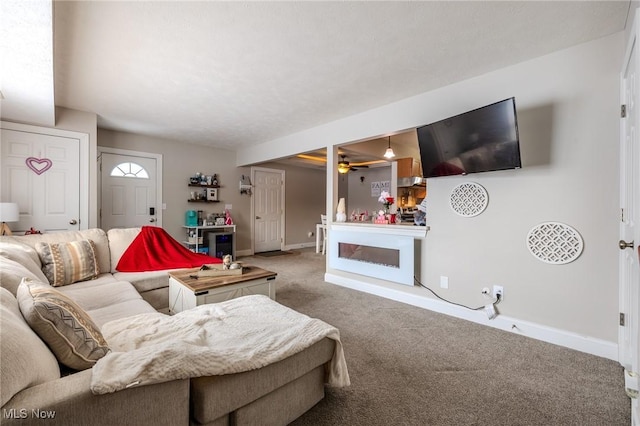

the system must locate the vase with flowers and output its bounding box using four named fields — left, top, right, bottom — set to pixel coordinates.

left=377, top=191, right=396, bottom=224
